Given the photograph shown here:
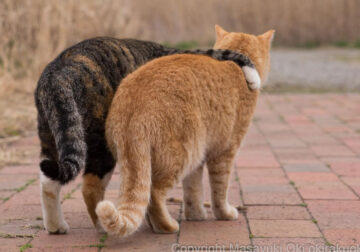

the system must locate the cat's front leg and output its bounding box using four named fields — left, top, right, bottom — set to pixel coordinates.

left=40, top=171, right=69, bottom=234
left=206, top=150, right=238, bottom=220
